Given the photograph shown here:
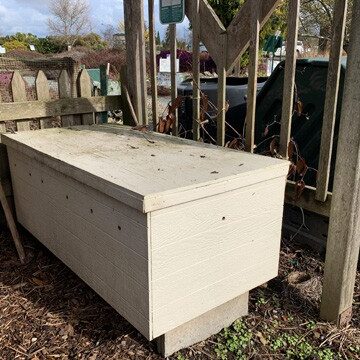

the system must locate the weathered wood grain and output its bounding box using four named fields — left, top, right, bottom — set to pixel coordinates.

left=148, top=0, right=158, bottom=131
left=185, top=0, right=225, bottom=66
left=226, top=0, right=282, bottom=69
left=191, top=0, right=201, bottom=141
left=216, top=41, right=227, bottom=146
left=245, top=0, right=260, bottom=153
left=279, top=0, right=300, bottom=158
left=35, top=71, right=52, bottom=129
left=285, top=182, right=331, bottom=218
left=316, top=0, right=348, bottom=202
left=58, top=70, right=79, bottom=127
left=0, top=96, right=122, bottom=121
left=321, top=0, right=360, bottom=325
left=124, top=0, right=148, bottom=125
left=170, top=24, right=178, bottom=136
left=11, top=71, right=31, bottom=131
left=77, top=69, right=95, bottom=125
